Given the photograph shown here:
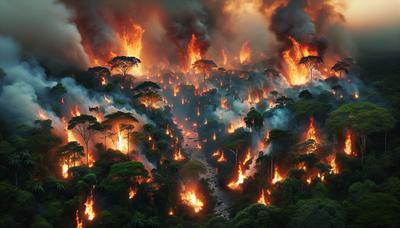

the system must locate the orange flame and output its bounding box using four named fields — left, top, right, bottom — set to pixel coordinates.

left=38, top=111, right=48, bottom=120
left=282, top=36, right=318, bottom=85
left=84, top=190, right=95, bottom=221
left=116, top=131, right=128, bottom=153
left=212, top=132, right=217, bottom=141
left=242, top=149, right=252, bottom=165
left=257, top=189, right=270, bottom=206
left=181, top=187, right=204, bottom=213
left=271, top=167, right=283, bottom=184
left=344, top=129, right=353, bottom=155
left=329, top=156, right=339, bottom=174
left=187, top=34, right=202, bottom=71
left=239, top=41, right=251, bottom=64
left=173, top=149, right=185, bottom=161
left=128, top=187, right=137, bottom=199
left=221, top=48, right=228, bottom=66
left=228, top=165, right=246, bottom=190
left=62, top=163, right=69, bottom=179
left=216, top=152, right=226, bottom=163
left=306, top=116, right=319, bottom=144
left=75, top=210, right=83, bottom=228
